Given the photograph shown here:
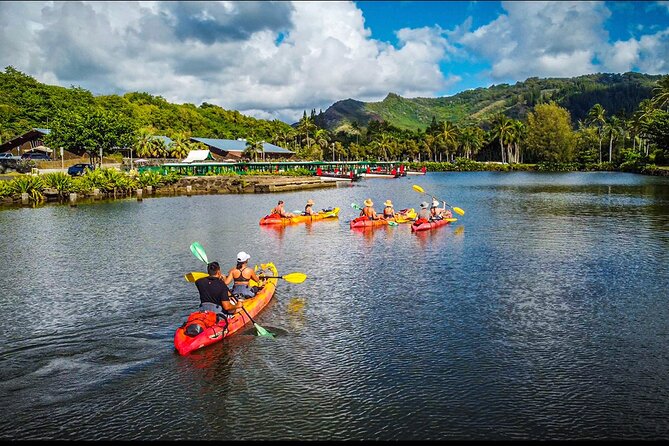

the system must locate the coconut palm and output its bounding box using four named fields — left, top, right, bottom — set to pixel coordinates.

left=603, top=116, right=623, bottom=163
left=651, top=75, right=669, bottom=111
left=491, top=114, right=513, bottom=163
left=586, top=104, right=606, bottom=163
left=439, top=121, right=459, bottom=162
left=244, top=137, right=264, bottom=162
